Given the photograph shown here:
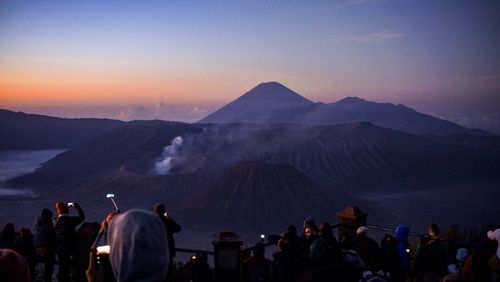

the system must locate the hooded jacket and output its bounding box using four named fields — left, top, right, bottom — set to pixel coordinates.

left=395, top=225, right=410, bottom=267
left=108, top=209, right=169, bottom=282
